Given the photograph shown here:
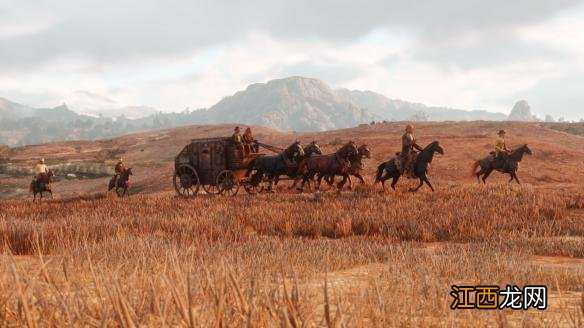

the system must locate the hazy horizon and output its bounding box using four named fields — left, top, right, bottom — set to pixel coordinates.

left=2, top=1, right=584, bottom=120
